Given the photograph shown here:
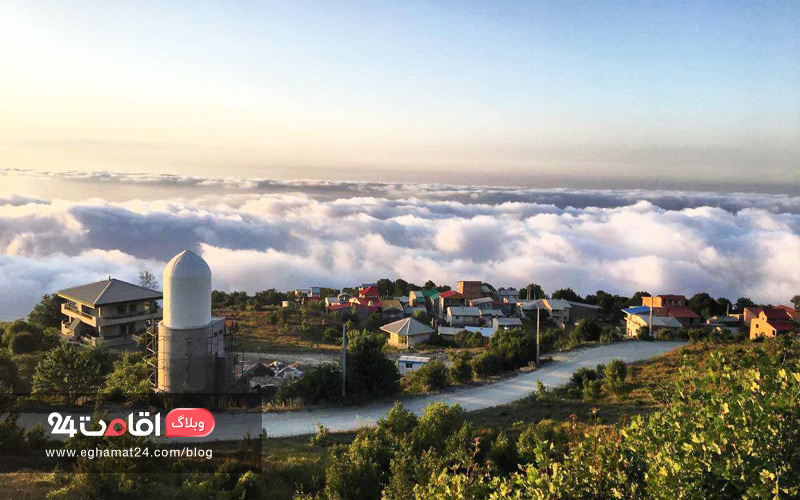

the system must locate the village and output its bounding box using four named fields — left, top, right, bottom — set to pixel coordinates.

left=54, top=264, right=800, bottom=394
